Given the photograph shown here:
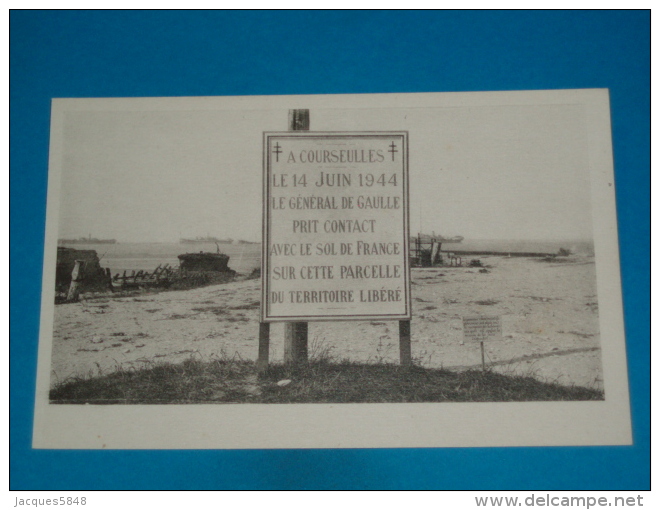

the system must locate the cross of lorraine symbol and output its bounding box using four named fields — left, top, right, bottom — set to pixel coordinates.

left=272, top=142, right=283, bottom=162
left=388, top=141, right=398, bottom=161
